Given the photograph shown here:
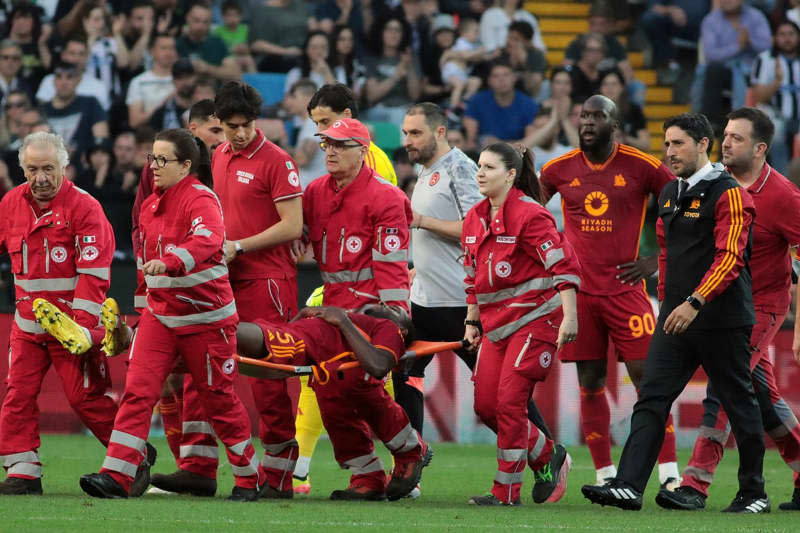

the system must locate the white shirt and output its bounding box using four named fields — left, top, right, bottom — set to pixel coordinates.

left=36, top=71, right=110, bottom=111
left=479, top=7, right=546, bottom=53
left=126, top=70, right=174, bottom=114
left=295, top=117, right=327, bottom=189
